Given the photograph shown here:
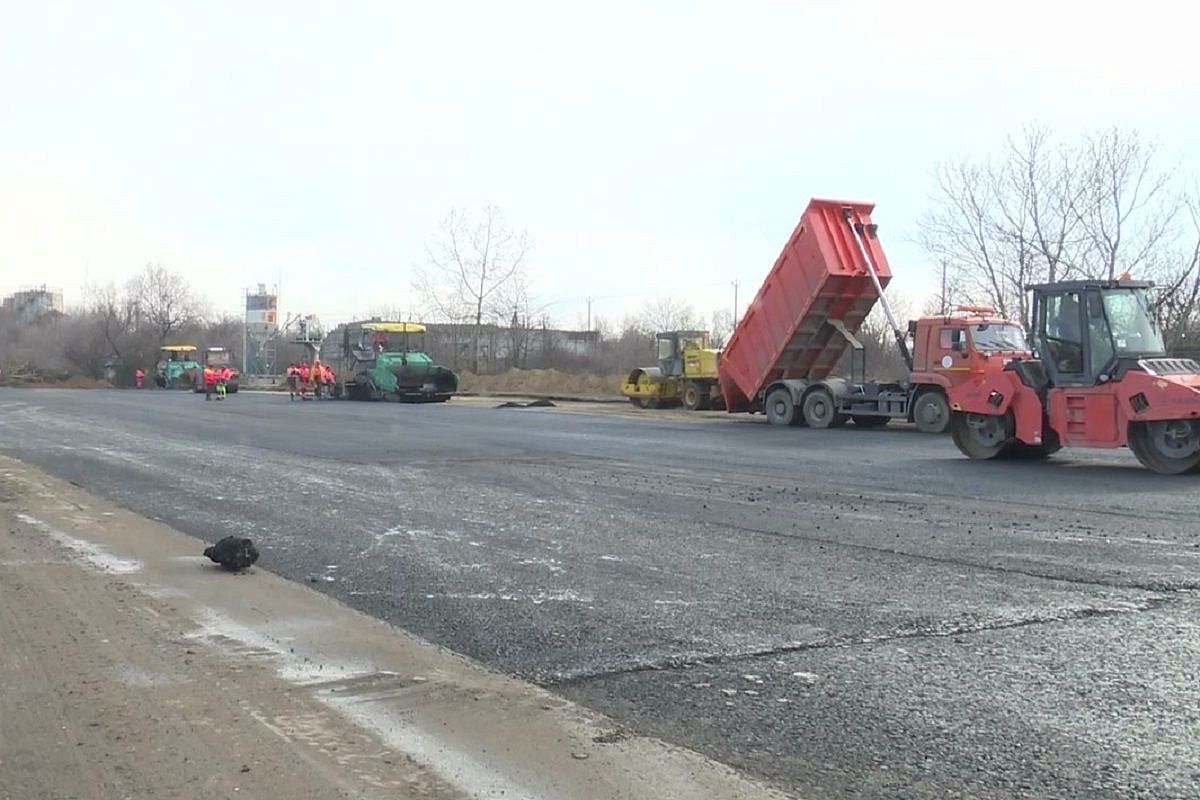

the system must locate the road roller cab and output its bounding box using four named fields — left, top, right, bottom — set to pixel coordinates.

left=948, top=278, right=1200, bottom=474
